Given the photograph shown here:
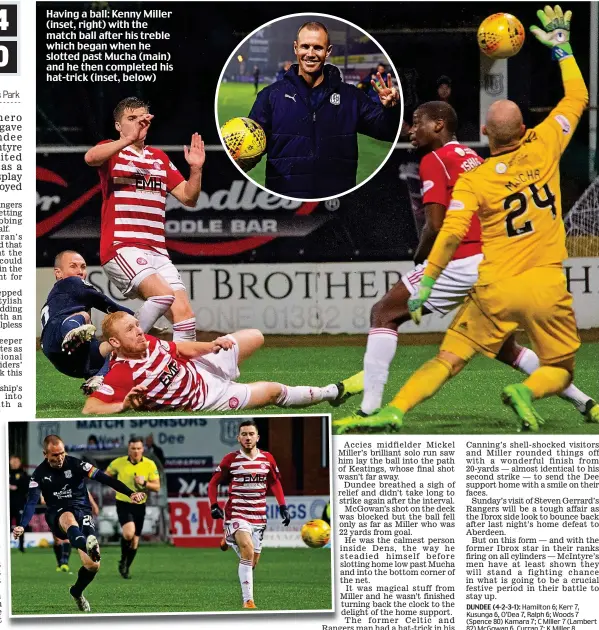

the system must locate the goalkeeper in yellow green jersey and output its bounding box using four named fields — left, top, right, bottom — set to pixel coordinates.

left=336, top=5, right=597, bottom=434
